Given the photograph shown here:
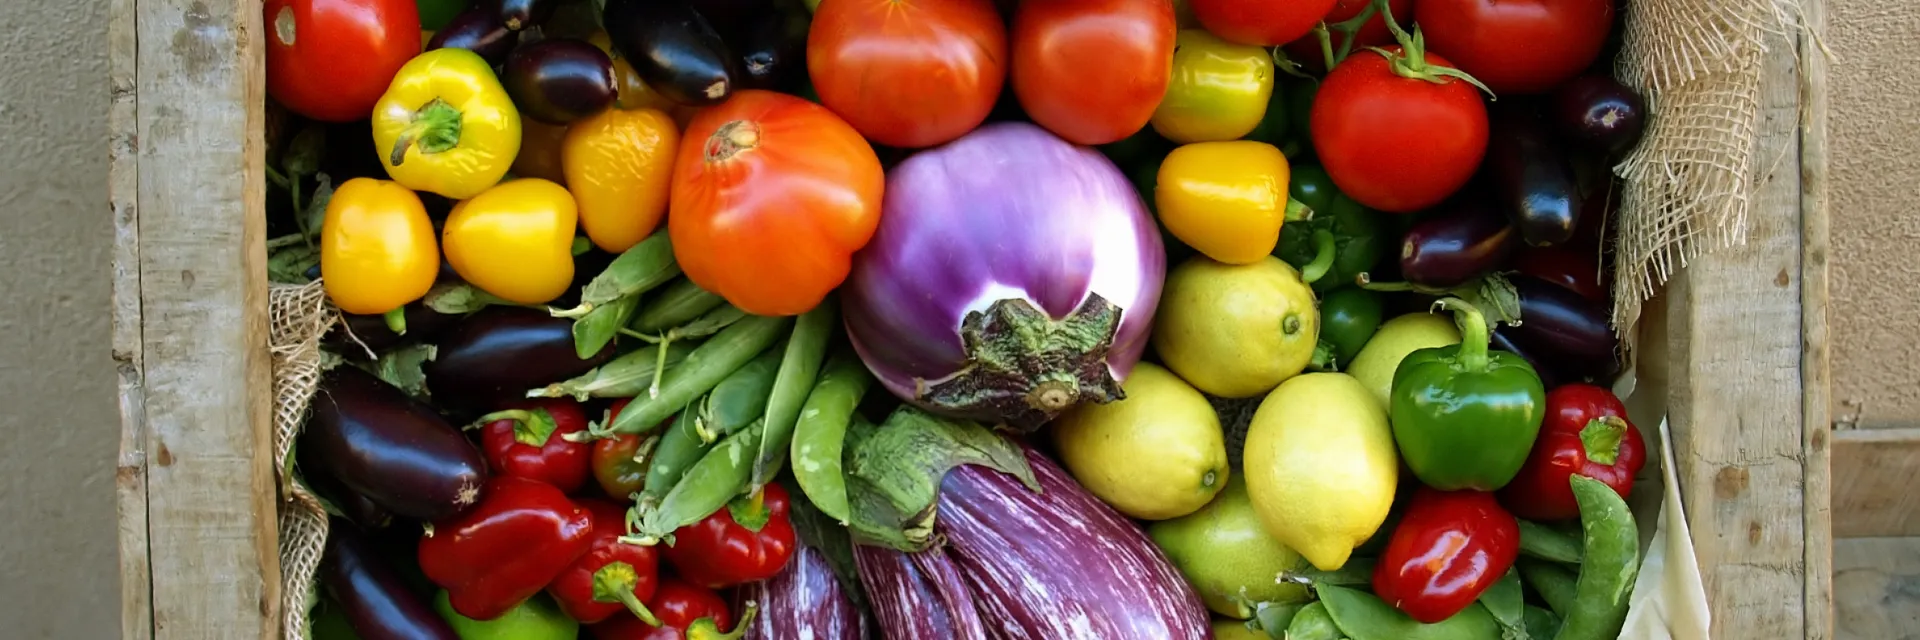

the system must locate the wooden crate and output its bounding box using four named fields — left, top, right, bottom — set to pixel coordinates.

left=106, top=0, right=1834, bottom=637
